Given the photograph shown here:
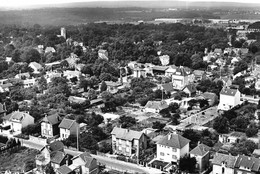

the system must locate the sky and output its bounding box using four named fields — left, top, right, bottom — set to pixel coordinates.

left=1, top=0, right=260, bottom=8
